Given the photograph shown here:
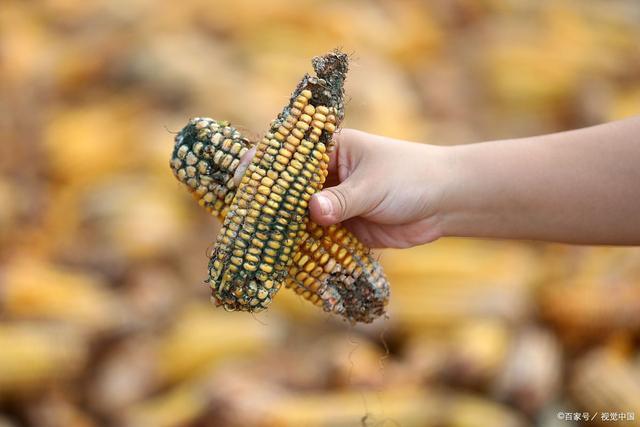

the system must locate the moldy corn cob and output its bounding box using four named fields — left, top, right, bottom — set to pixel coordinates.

left=170, top=118, right=250, bottom=220
left=209, top=52, right=347, bottom=313
left=170, top=51, right=389, bottom=323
